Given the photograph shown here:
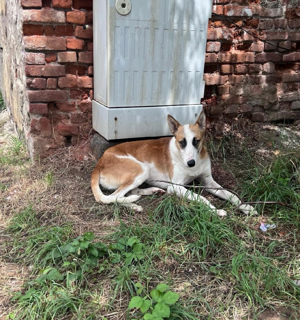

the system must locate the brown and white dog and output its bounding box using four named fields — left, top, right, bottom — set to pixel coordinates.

left=91, top=111, right=257, bottom=216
